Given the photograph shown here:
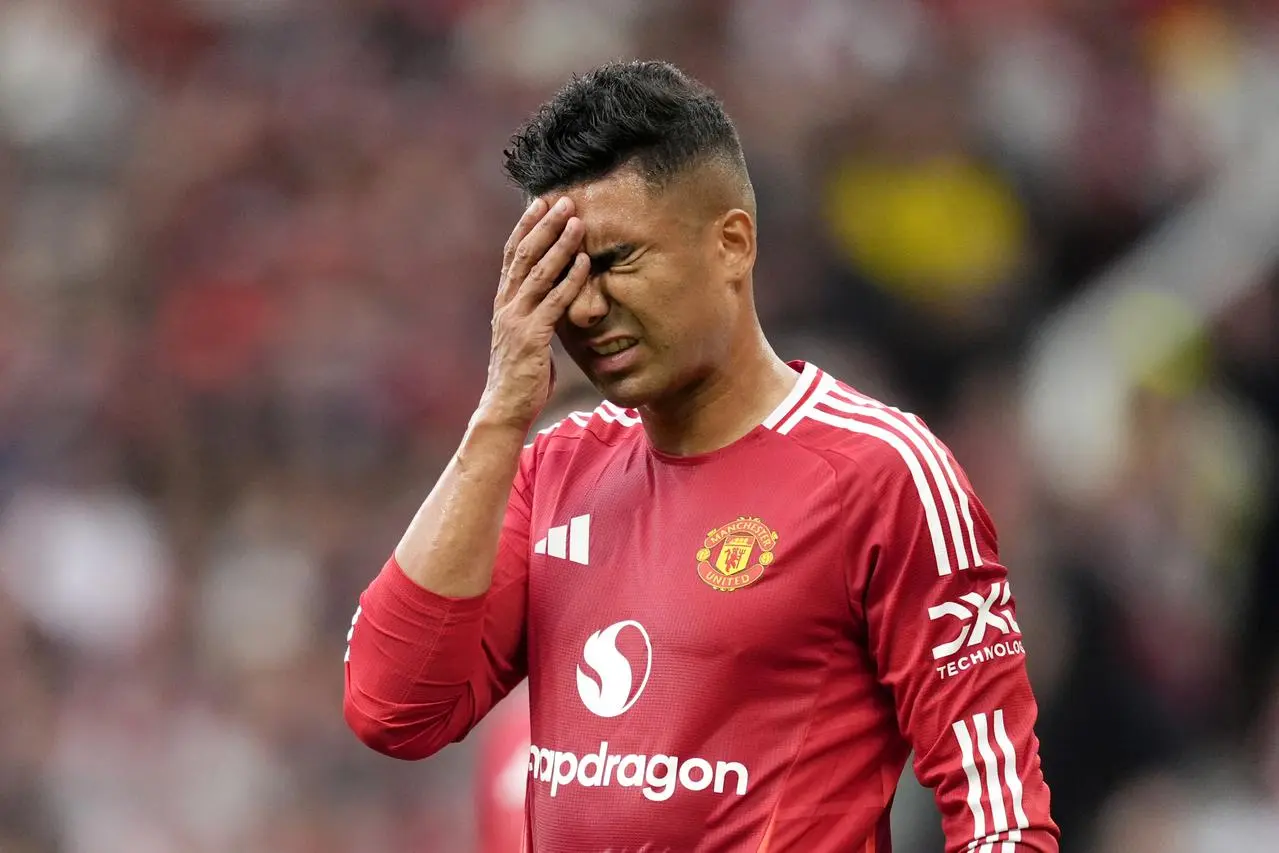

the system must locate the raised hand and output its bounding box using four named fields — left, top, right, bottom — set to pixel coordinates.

left=477, top=196, right=590, bottom=431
